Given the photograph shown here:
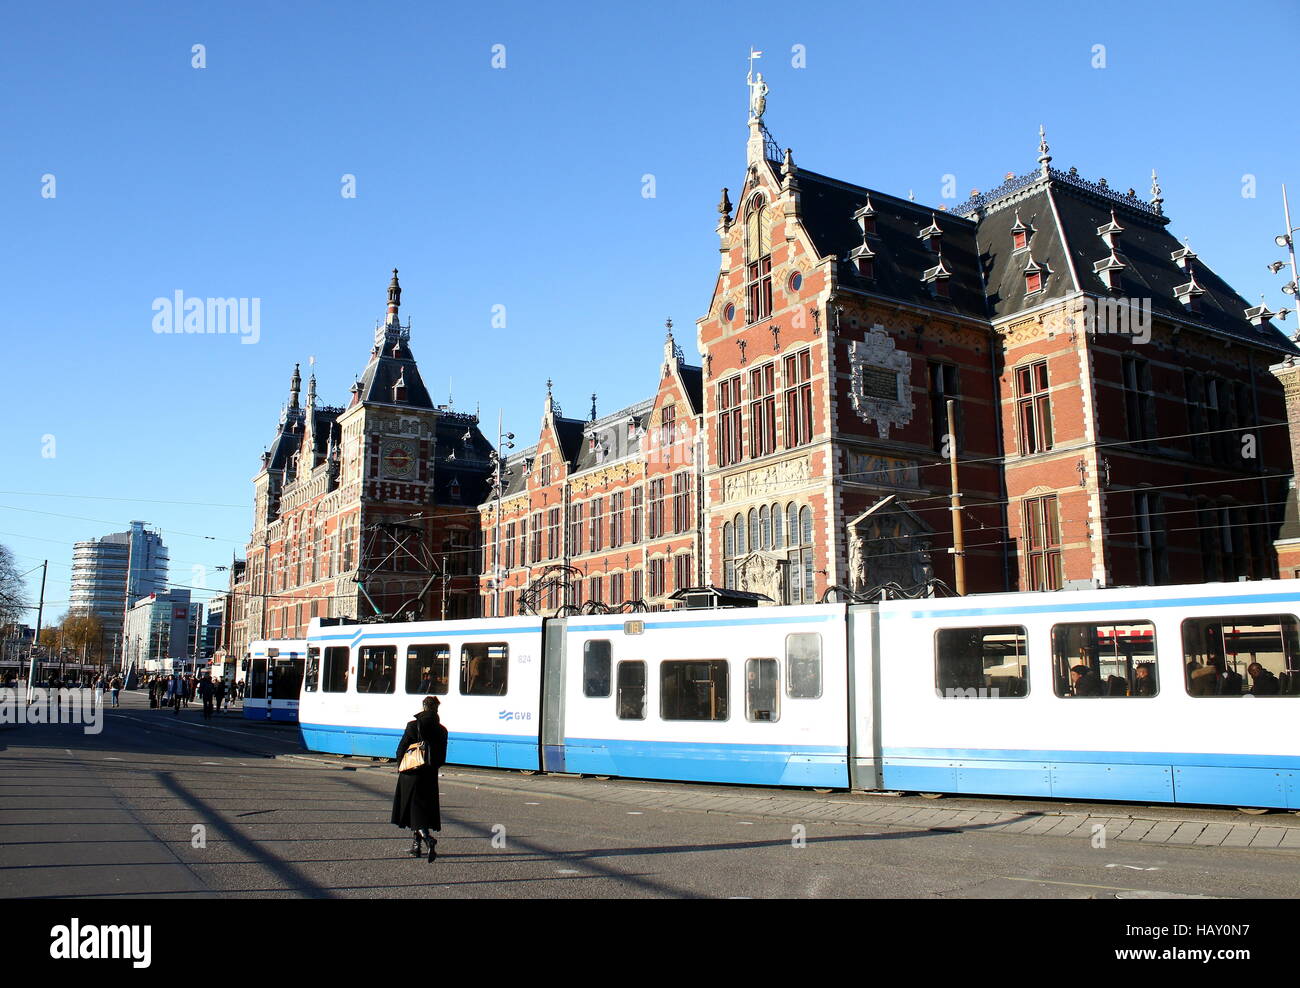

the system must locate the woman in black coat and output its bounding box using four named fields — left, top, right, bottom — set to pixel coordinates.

left=391, top=696, right=448, bottom=862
